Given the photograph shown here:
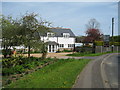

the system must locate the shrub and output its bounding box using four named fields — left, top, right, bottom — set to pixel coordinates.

left=62, top=49, right=73, bottom=52
left=2, top=56, right=56, bottom=76
left=109, top=42, right=120, bottom=46
left=2, top=68, right=15, bottom=75
left=2, top=65, right=25, bottom=75
left=2, top=56, right=23, bottom=68
left=95, top=41, right=104, bottom=46
left=13, top=65, right=25, bottom=74
left=2, top=49, right=12, bottom=57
